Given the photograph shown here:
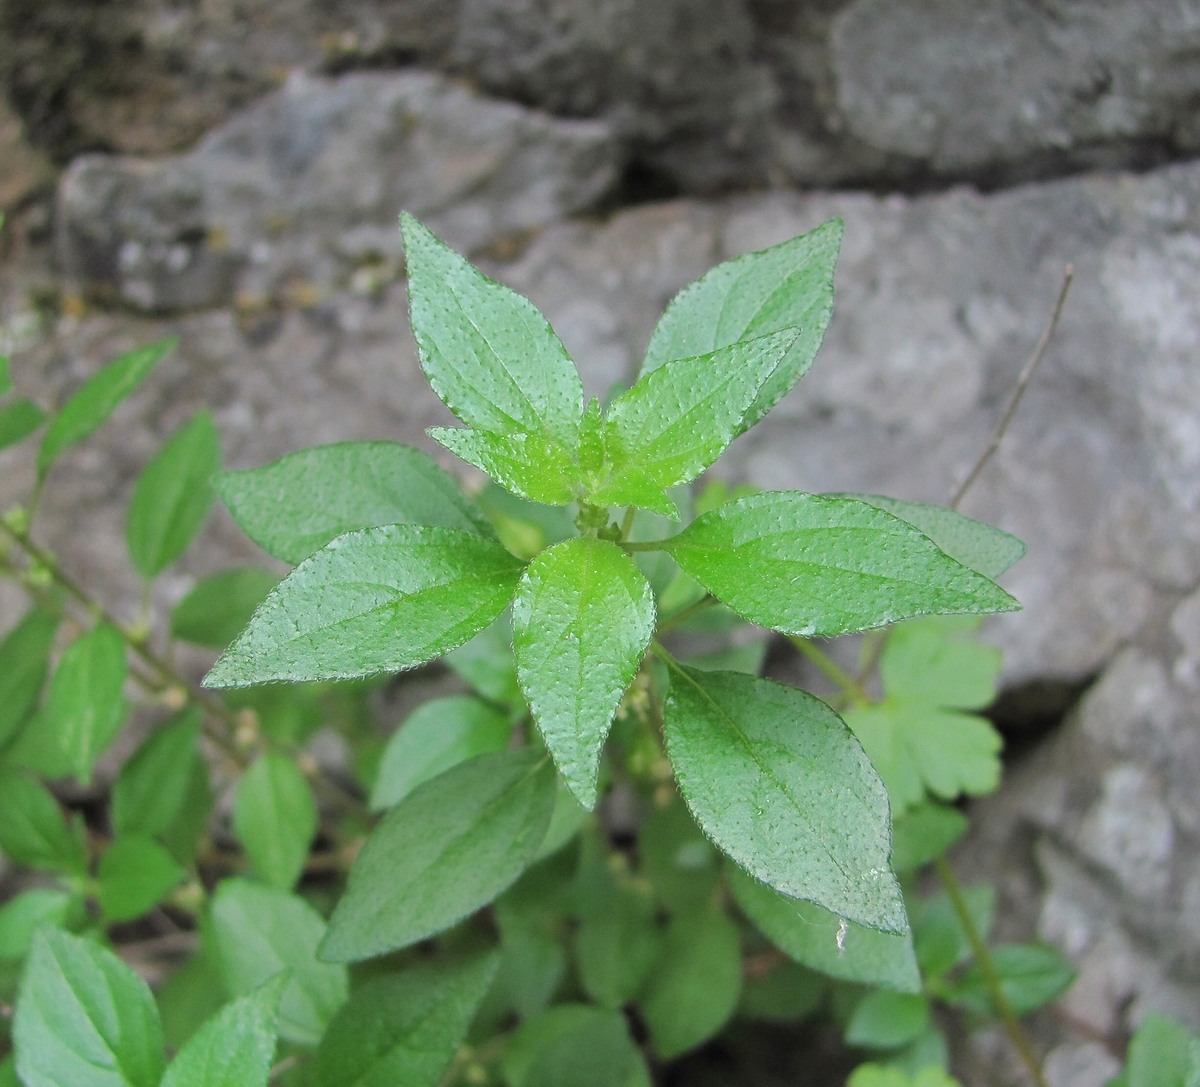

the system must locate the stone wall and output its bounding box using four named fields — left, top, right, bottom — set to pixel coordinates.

left=2, top=3, right=1199, bottom=1084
